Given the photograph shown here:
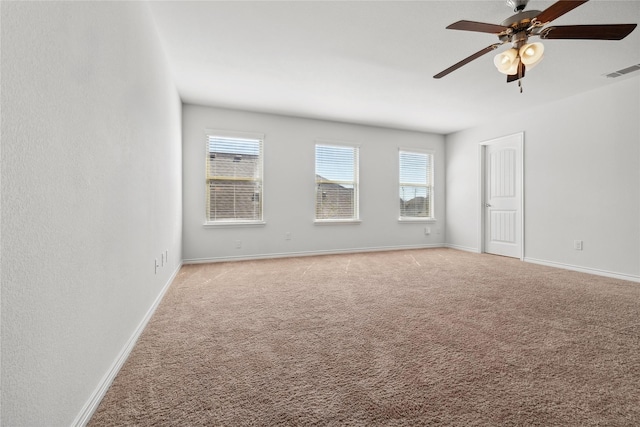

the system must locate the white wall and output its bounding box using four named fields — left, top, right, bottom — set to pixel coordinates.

left=446, top=77, right=640, bottom=280
left=1, top=2, right=182, bottom=425
left=183, top=105, right=445, bottom=262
